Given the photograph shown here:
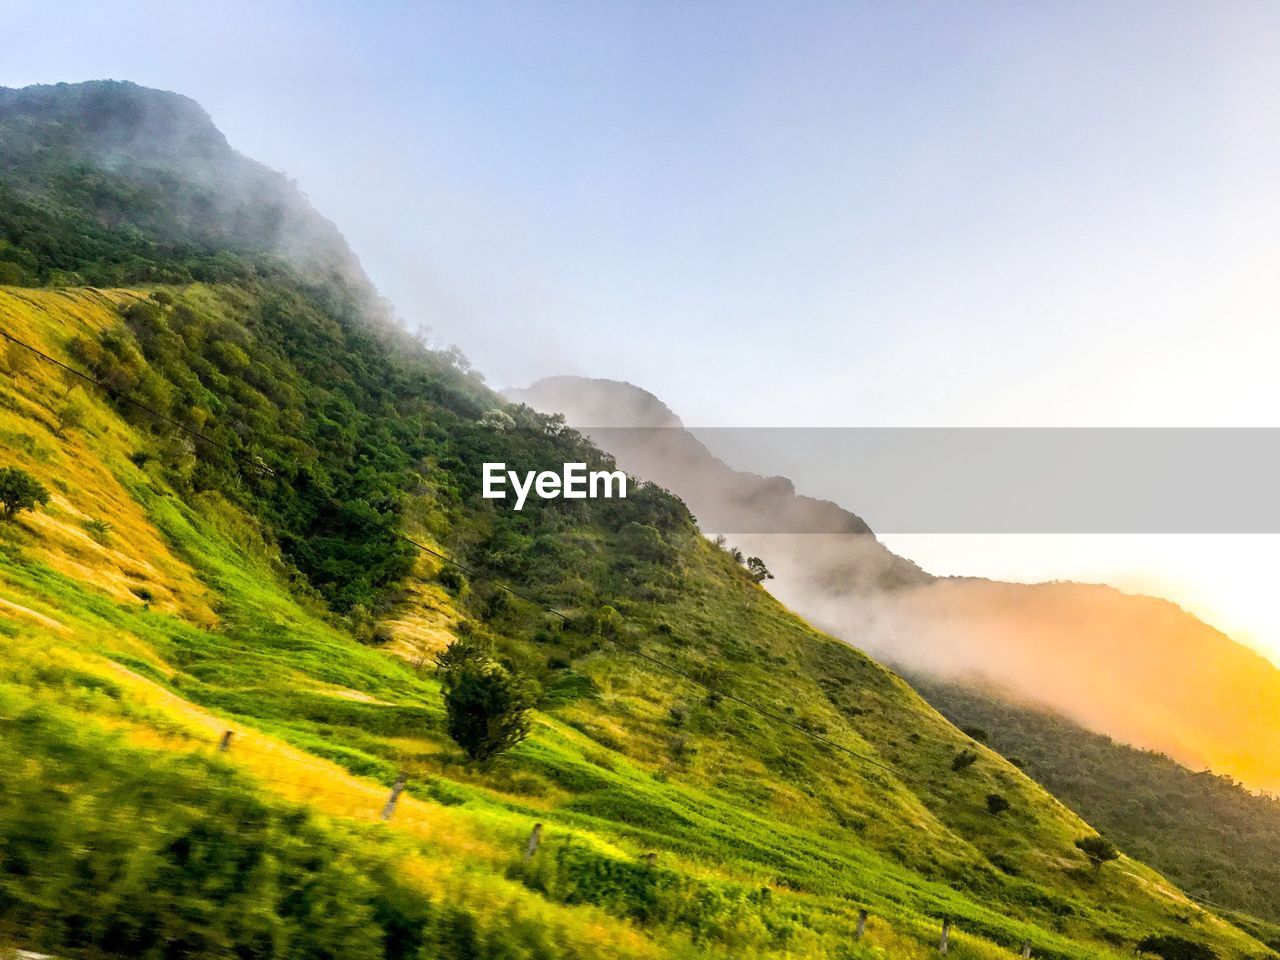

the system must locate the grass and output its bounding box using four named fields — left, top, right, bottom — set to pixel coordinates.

left=0, top=285, right=1272, bottom=960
